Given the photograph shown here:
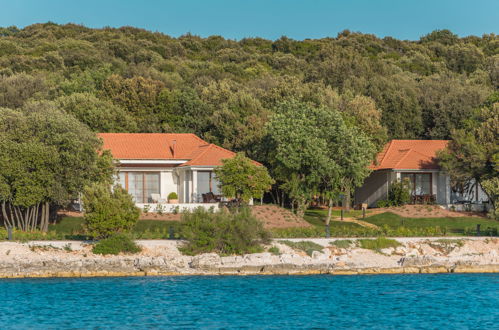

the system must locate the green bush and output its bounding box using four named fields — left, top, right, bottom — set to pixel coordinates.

left=92, top=234, right=141, bottom=255
left=83, top=184, right=140, bottom=239
left=179, top=207, right=270, bottom=255
left=168, top=192, right=178, bottom=200
left=279, top=240, right=324, bottom=256
left=388, top=178, right=411, bottom=206
left=358, top=237, right=401, bottom=251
